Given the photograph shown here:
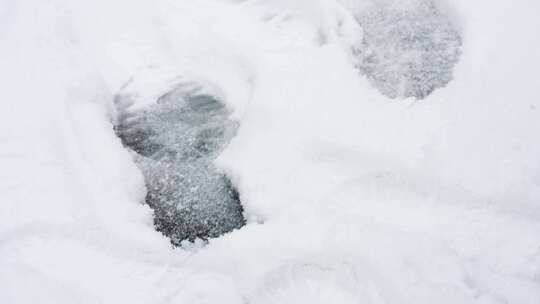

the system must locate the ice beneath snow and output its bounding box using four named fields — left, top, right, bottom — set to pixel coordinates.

left=114, top=84, right=245, bottom=244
